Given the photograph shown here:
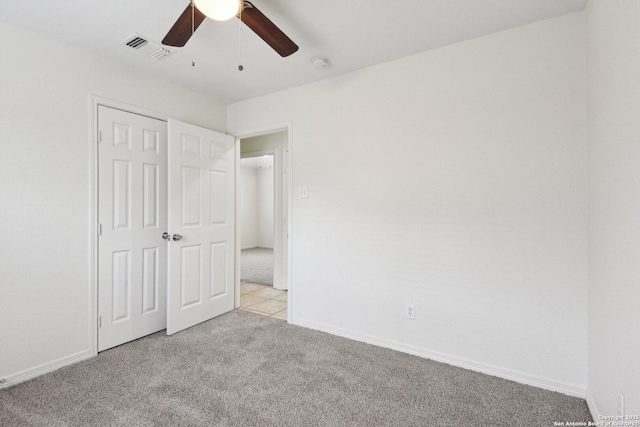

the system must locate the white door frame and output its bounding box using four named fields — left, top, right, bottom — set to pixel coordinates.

left=89, top=95, right=169, bottom=356
left=233, top=125, right=294, bottom=323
